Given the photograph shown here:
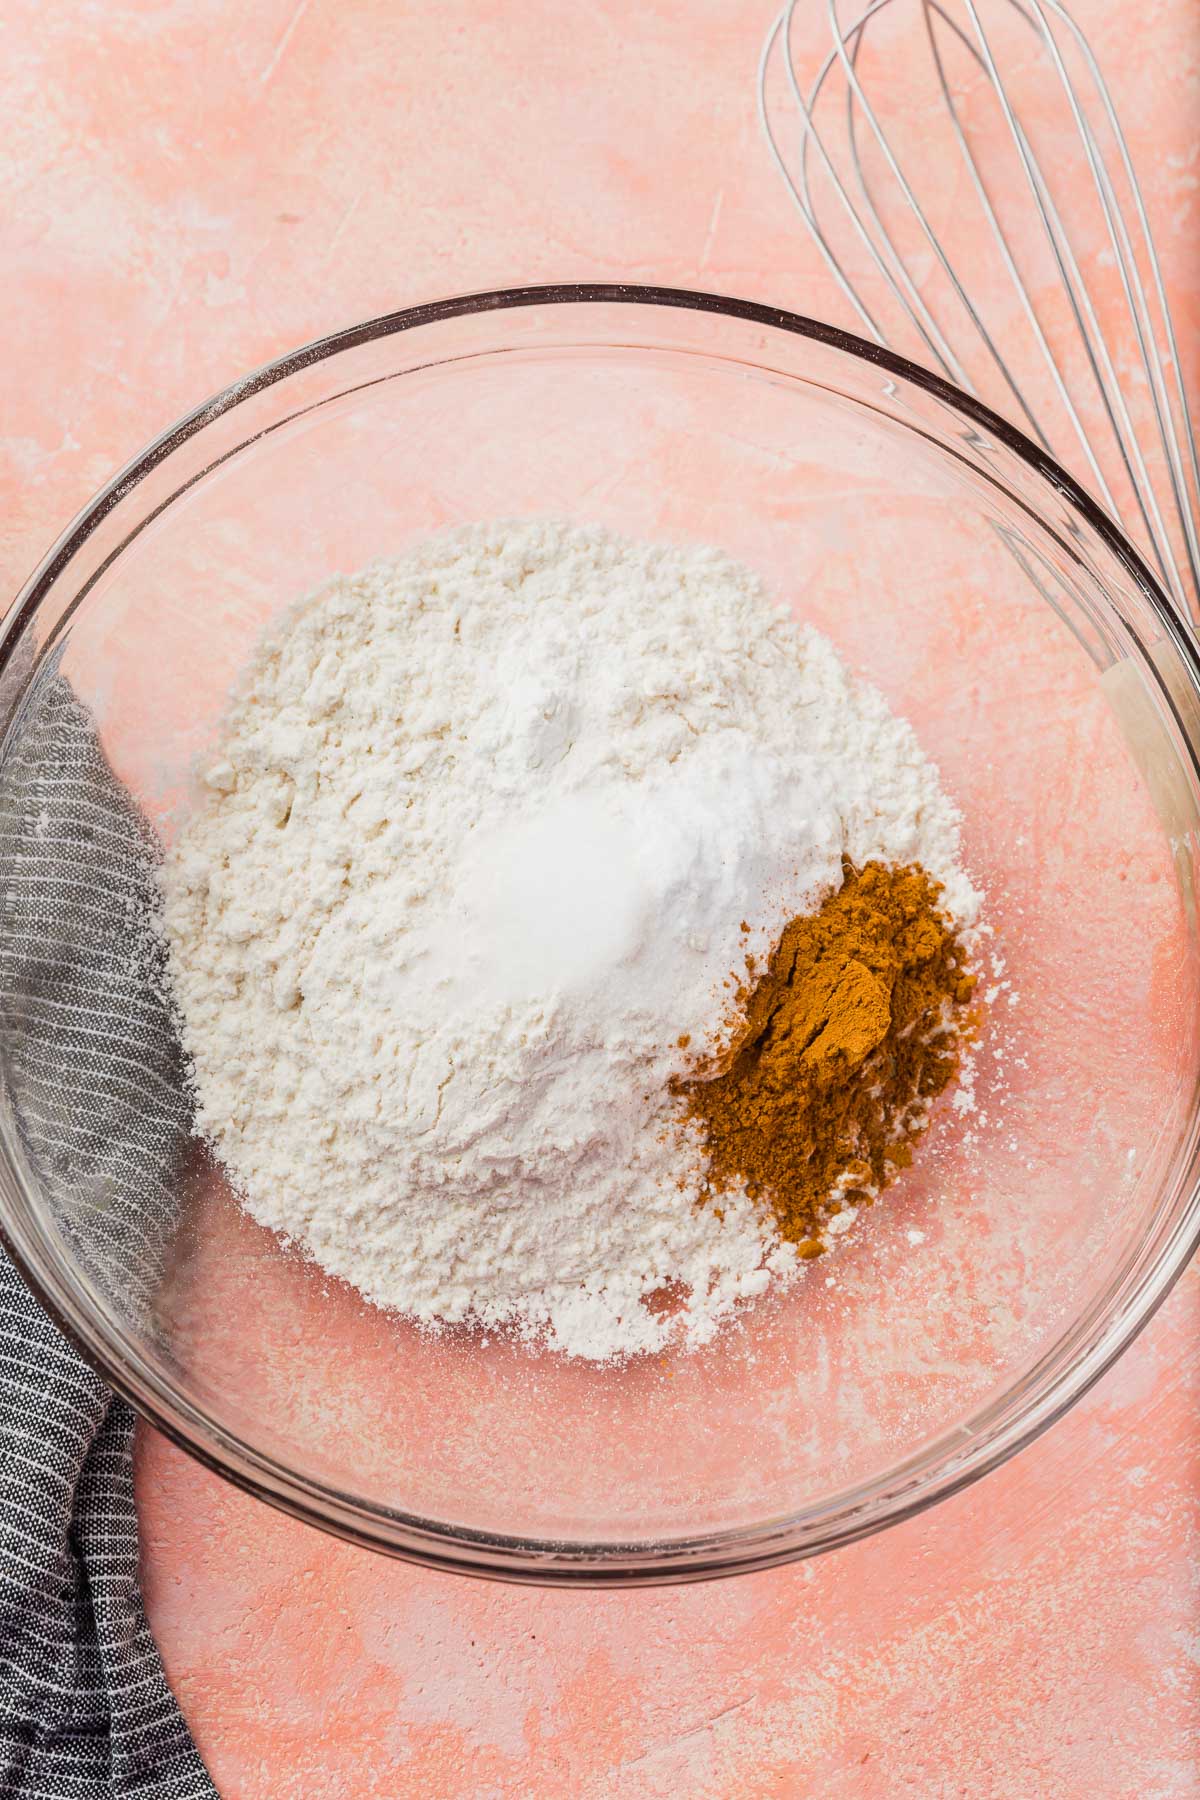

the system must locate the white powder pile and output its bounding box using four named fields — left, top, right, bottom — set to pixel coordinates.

left=160, top=520, right=978, bottom=1360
